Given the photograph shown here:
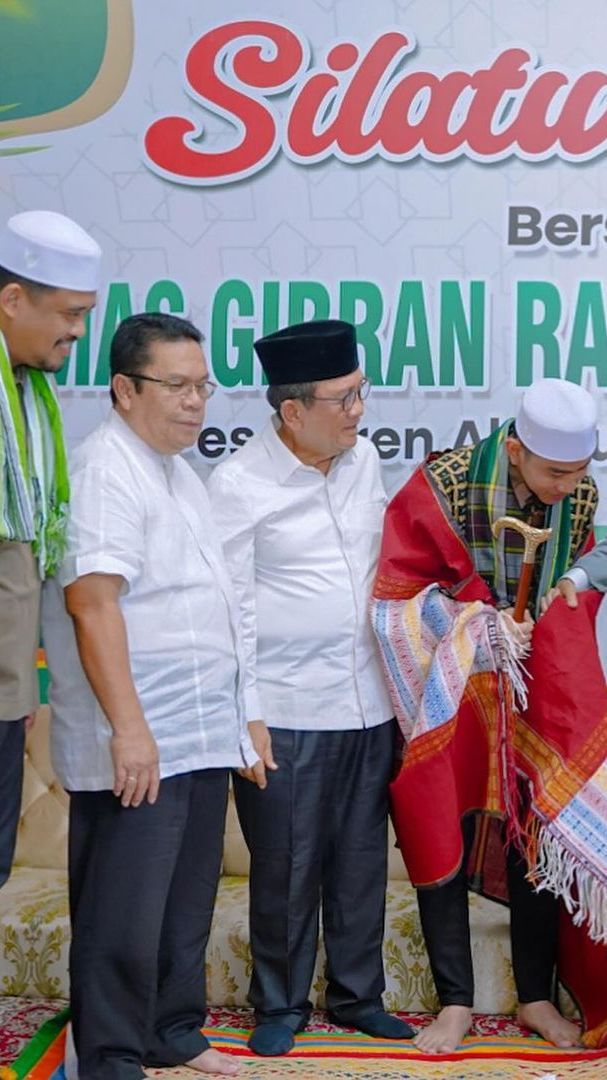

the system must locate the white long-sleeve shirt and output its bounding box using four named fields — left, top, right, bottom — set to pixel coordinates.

left=207, top=417, right=393, bottom=731
left=42, top=410, right=256, bottom=791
